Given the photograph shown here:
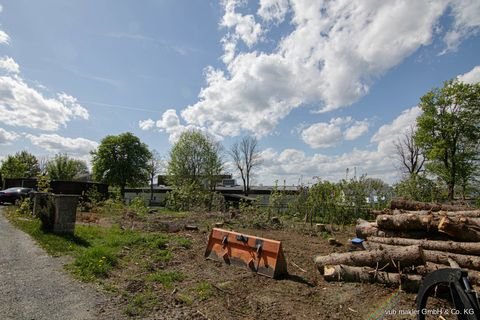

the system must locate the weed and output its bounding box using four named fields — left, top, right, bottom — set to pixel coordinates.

left=72, top=246, right=118, bottom=280
left=125, top=290, right=157, bottom=317
left=173, top=236, right=192, bottom=249
left=146, top=270, right=184, bottom=288
left=195, top=281, right=214, bottom=301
